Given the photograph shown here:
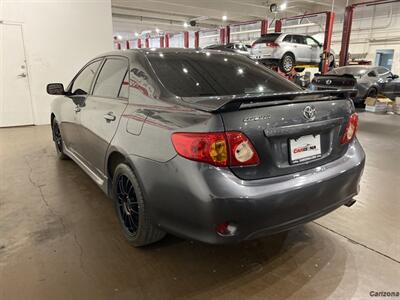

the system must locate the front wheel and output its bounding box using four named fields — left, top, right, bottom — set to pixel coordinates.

left=279, top=53, right=295, bottom=73
left=112, top=163, right=166, bottom=247
left=52, top=120, right=69, bottom=160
